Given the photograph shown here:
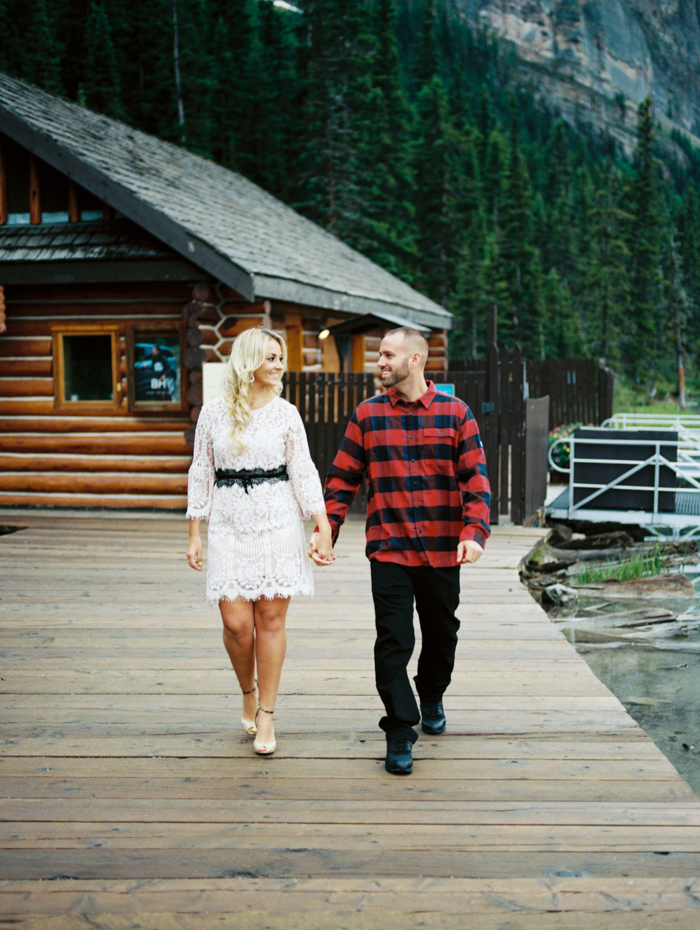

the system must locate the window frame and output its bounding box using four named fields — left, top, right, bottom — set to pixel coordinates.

left=51, top=323, right=122, bottom=414
left=126, top=321, right=187, bottom=413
